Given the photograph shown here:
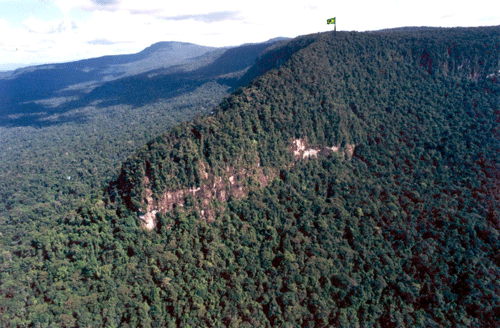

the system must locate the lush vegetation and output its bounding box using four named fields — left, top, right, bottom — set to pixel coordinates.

left=0, top=39, right=284, bottom=231
left=0, top=81, right=228, bottom=230
left=1, top=26, right=500, bottom=327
